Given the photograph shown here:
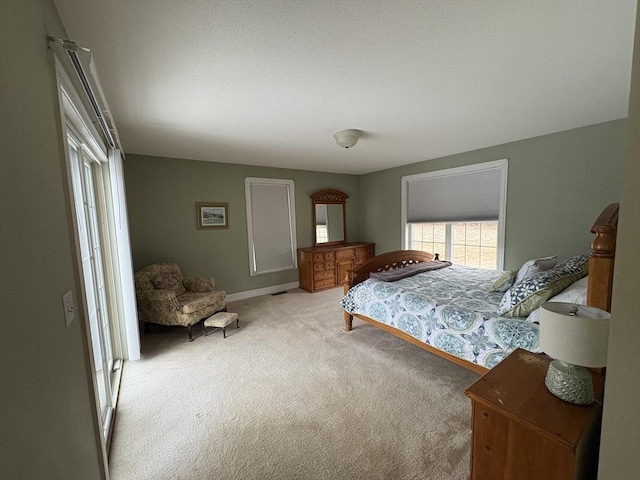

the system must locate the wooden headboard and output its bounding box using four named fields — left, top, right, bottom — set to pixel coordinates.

left=347, top=250, right=437, bottom=288
left=587, top=203, right=619, bottom=312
